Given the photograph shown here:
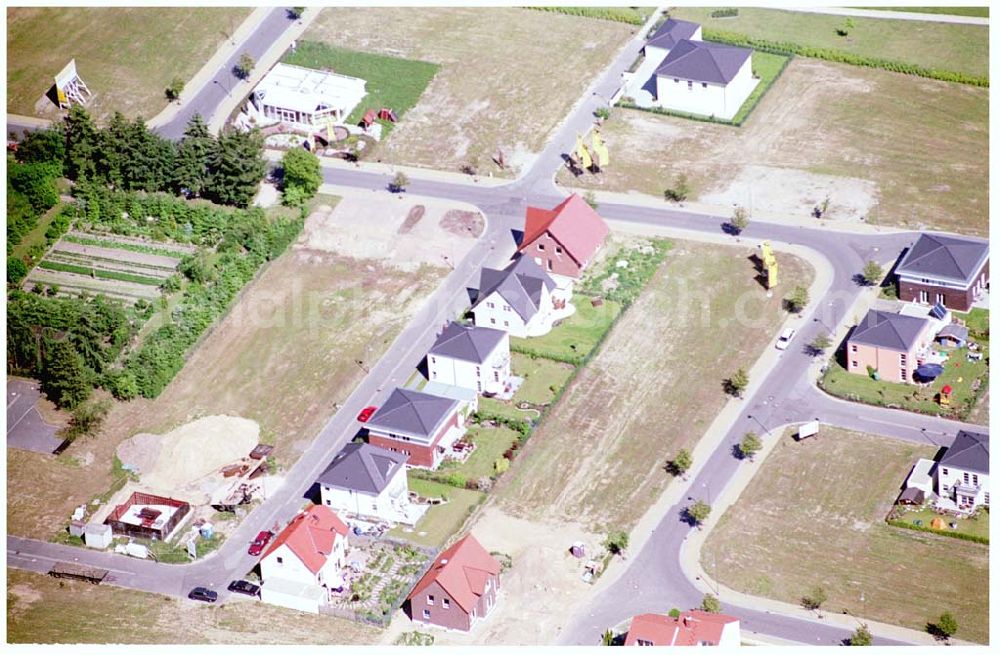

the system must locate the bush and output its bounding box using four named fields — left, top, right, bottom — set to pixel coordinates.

left=7, top=257, right=28, bottom=285
left=850, top=623, right=873, bottom=646
left=165, top=77, right=185, bottom=101
left=527, top=6, right=648, bottom=25
left=701, top=593, right=722, bottom=613
left=710, top=8, right=739, bottom=18
left=604, top=530, right=629, bottom=555
left=802, top=585, right=828, bottom=610
left=664, top=173, right=691, bottom=202
left=594, top=106, right=611, bottom=121
left=887, top=518, right=989, bottom=544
